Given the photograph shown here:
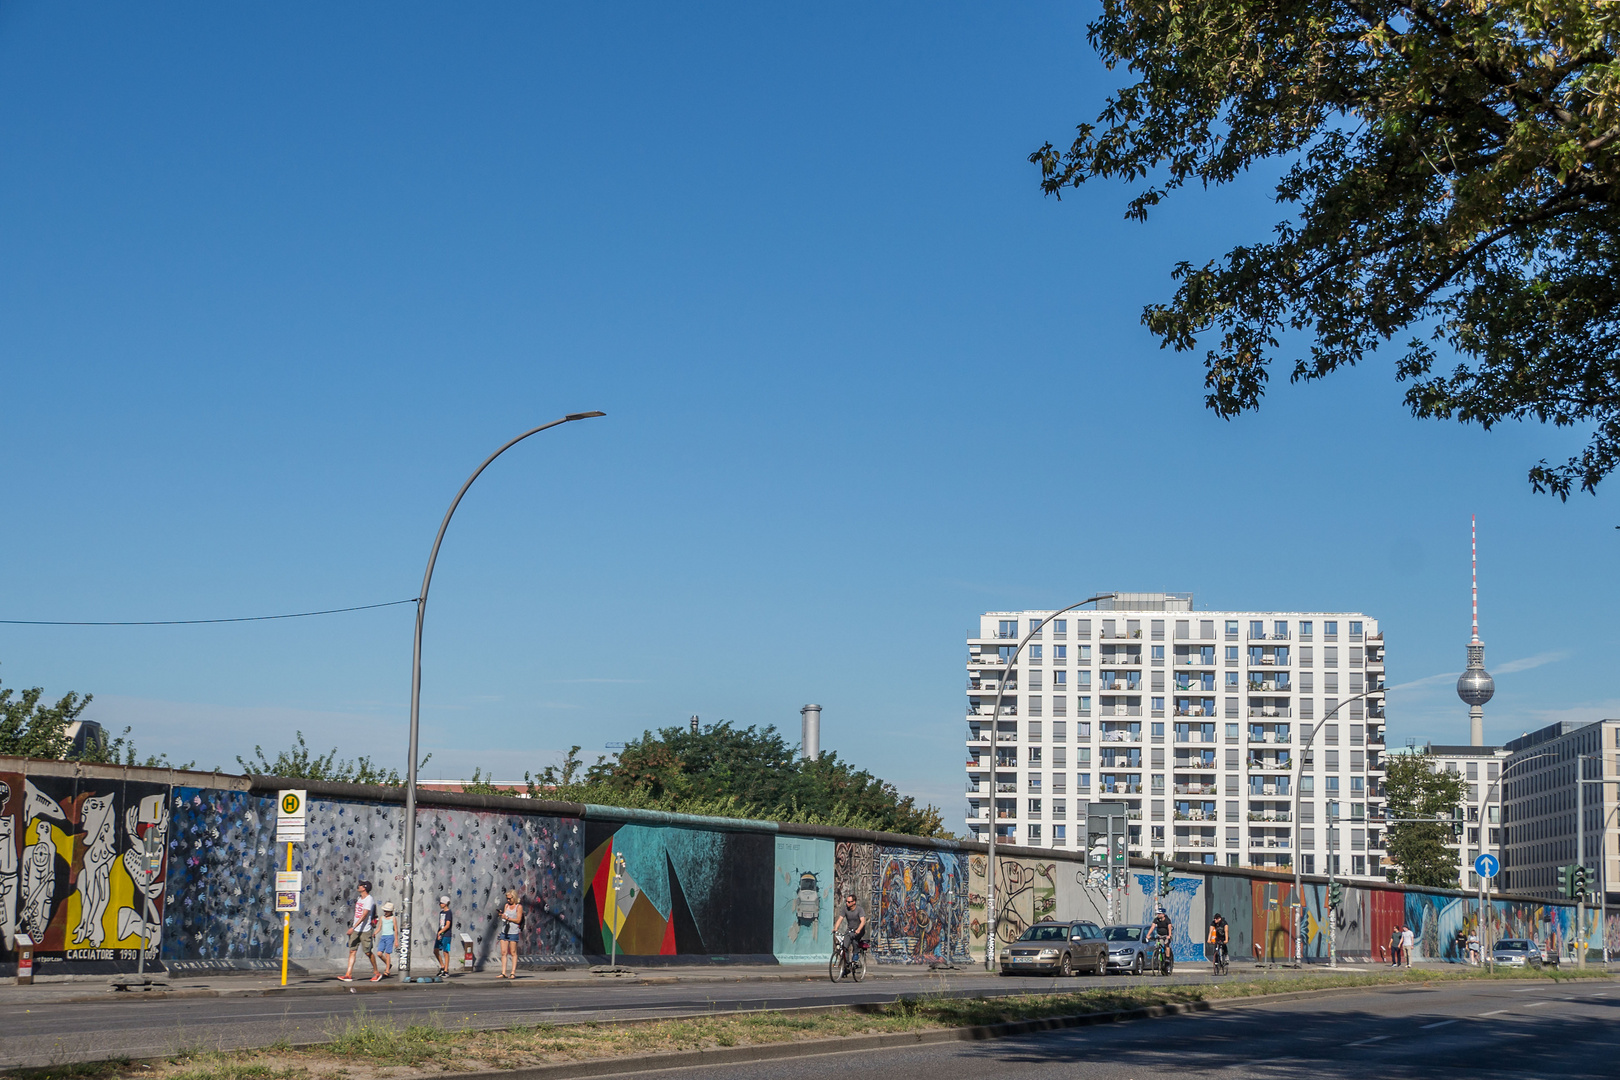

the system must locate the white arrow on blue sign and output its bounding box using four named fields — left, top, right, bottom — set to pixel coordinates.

left=1474, top=853, right=1499, bottom=878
